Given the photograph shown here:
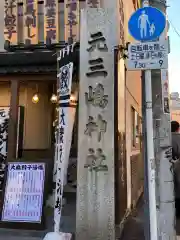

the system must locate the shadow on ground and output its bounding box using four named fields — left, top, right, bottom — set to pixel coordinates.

left=120, top=197, right=180, bottom=240
left=176, top=218, right=180, bottom=236
left=120, top=199, right=145, bottom=240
